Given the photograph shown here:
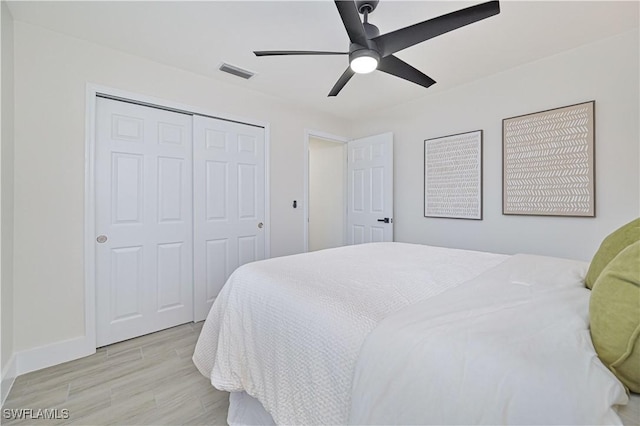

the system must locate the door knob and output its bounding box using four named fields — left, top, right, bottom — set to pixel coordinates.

left=96, top=235, right=108, bottom=243
left=377, top=218, right=391, bottom=224
left=258, top=222, right=264, bottom=229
